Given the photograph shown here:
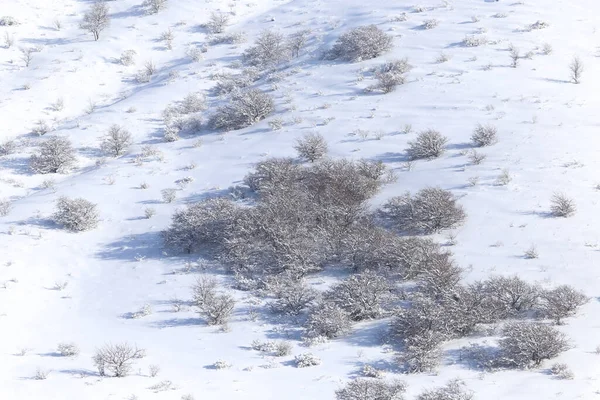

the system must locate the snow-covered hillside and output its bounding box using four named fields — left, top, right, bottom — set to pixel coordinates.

left=2, top=0, right=600, bottom=399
